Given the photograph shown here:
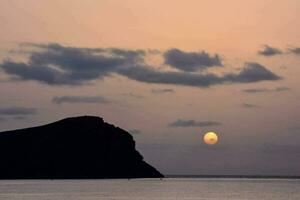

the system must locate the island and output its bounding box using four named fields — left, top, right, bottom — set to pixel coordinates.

left=0, top=116, right=164, bottom=179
